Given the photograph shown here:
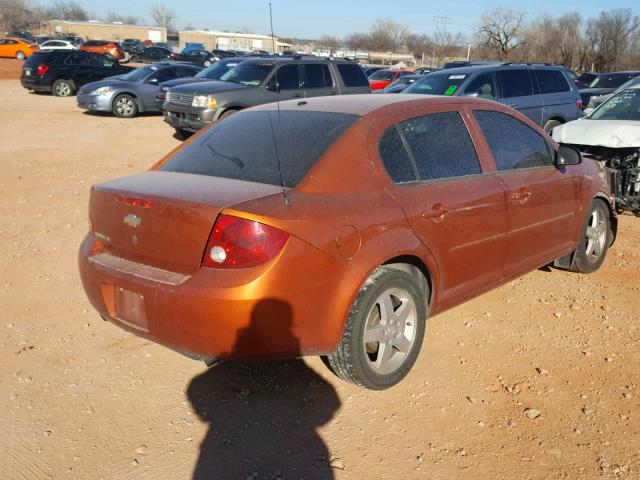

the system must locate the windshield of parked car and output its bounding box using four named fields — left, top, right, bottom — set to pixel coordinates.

left=119, top=65, right=157, bottom=82
left=589, top=89, right=640, bottom=120
left=369, top=70, right=395, bottom=81
left=219, top=61, right=273, bottom=86
left=159, top=110, right=359, bottom=187
left=589, top=73, right=638, bottom=89
left=403, top=73, right=467, bottom=95
left=196, top=60, right=242, bottom=80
